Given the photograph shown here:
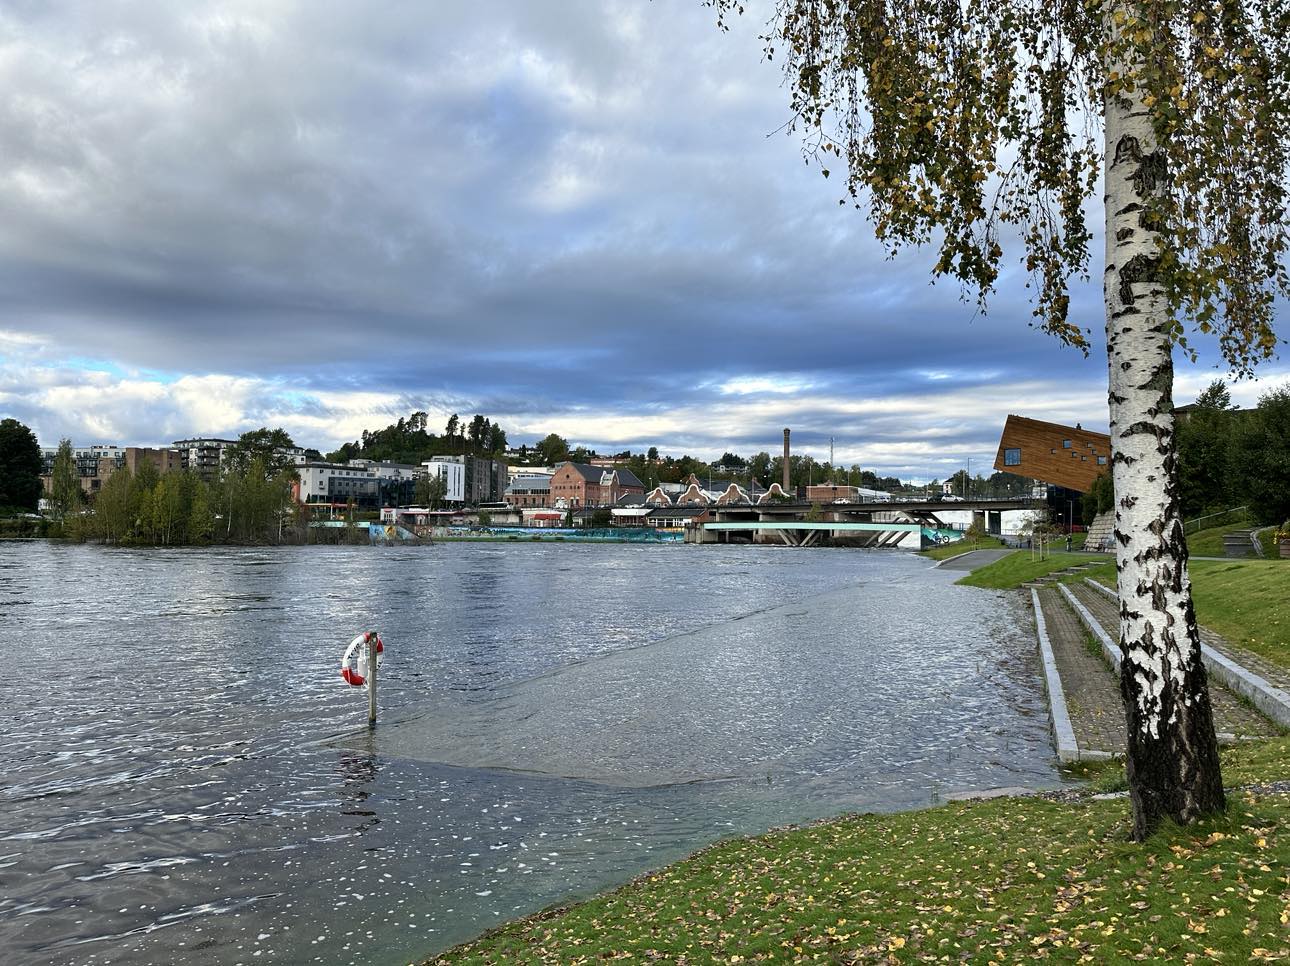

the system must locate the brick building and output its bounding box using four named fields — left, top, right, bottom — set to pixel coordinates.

left=548, top=462, right=645, bottom=508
